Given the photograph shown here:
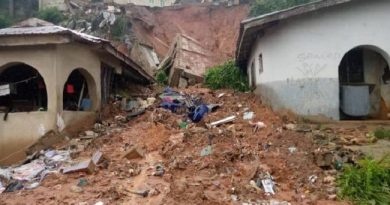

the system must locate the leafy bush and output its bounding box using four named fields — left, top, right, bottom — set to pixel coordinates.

left=249, top=0, right=315, bottom=17
left=204, top=60, right=249, bottom=92
left=0, top=14, right=12, bottom=29
left=37, top=7, right=64, bottom=25
left=111, top=16, right=128, bottom=40
left=337, top=156, right=390, bottom=205
left=156, top=70, right=168, bottom=86
left=374, top=128, right=390, bottom=140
